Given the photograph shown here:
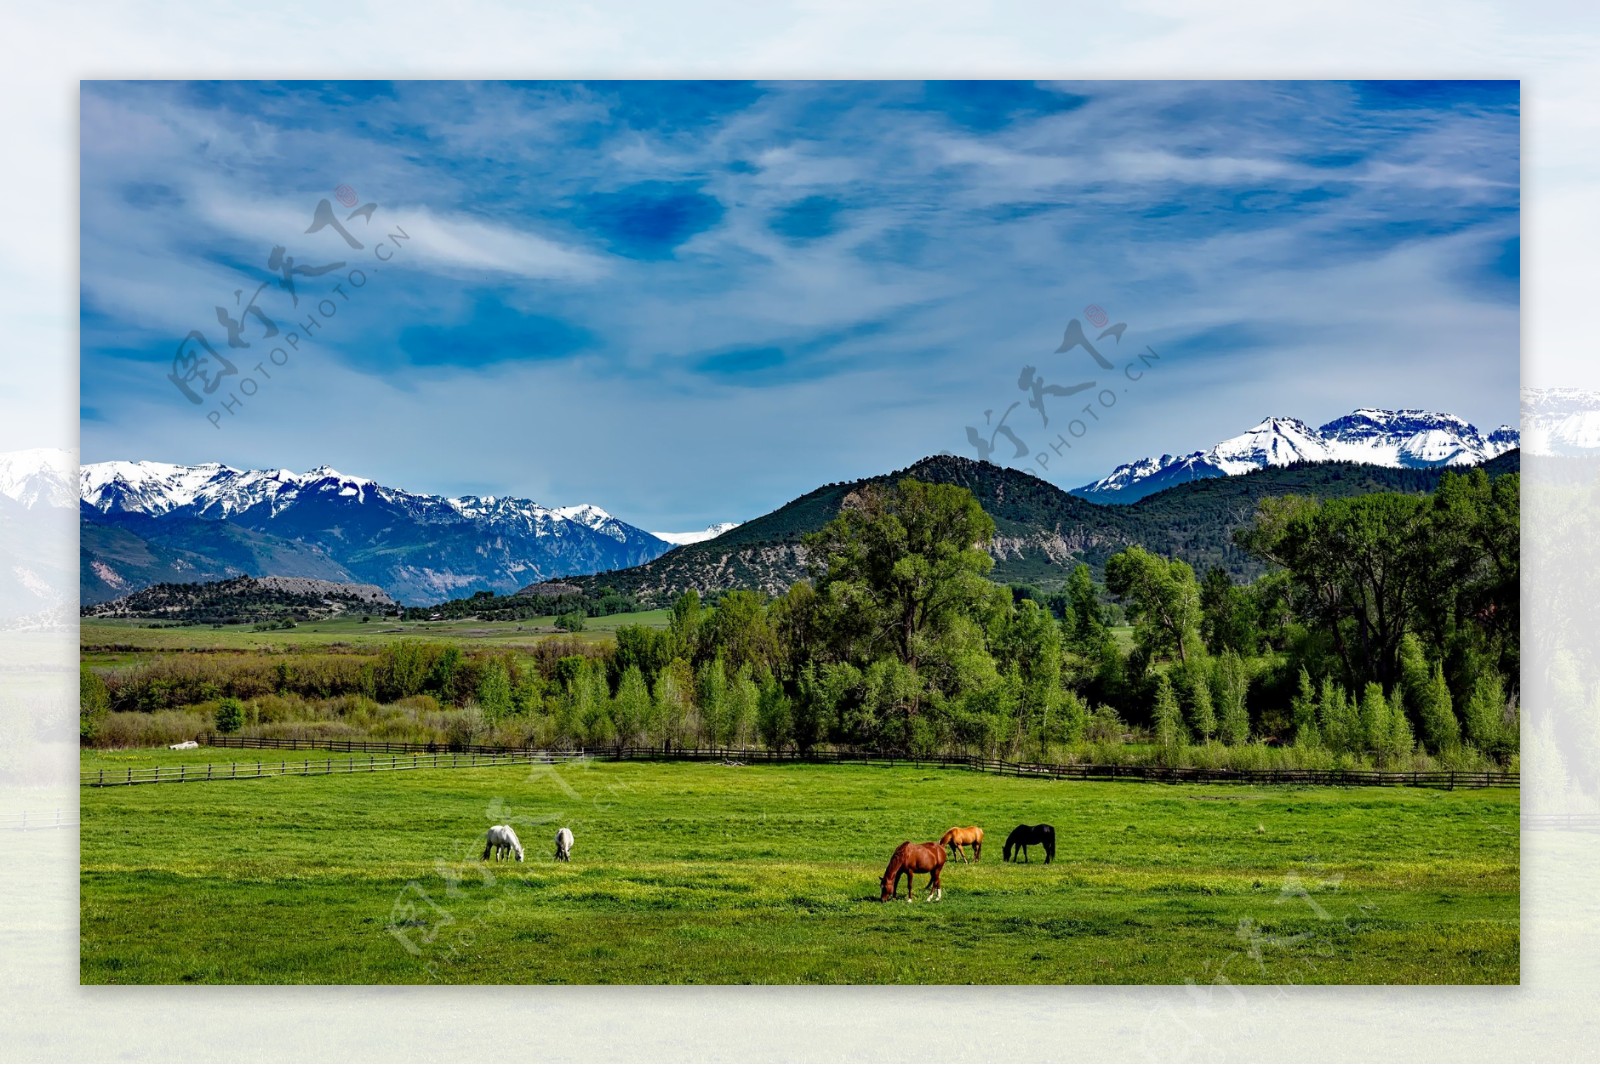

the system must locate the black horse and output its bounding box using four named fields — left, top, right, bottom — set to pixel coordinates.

left=1002, top=823, right=1056, bottom=864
